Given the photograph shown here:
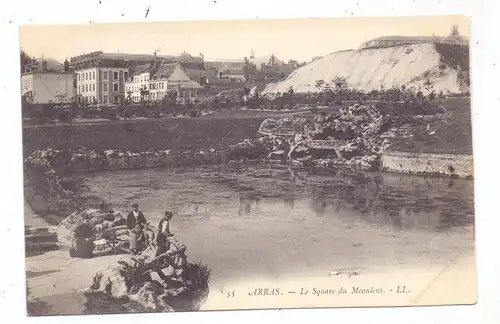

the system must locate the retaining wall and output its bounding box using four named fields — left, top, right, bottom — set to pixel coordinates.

left=380, top=151, right=474, bottom=178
